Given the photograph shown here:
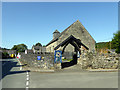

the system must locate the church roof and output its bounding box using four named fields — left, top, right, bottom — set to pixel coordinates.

left=46, top=20, right=95, bottom=46
left=46, top=37, right=59, bottom=46
left=46, top=20, right=78, bottom=46
left=54, top=35, right=89, bottom=51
